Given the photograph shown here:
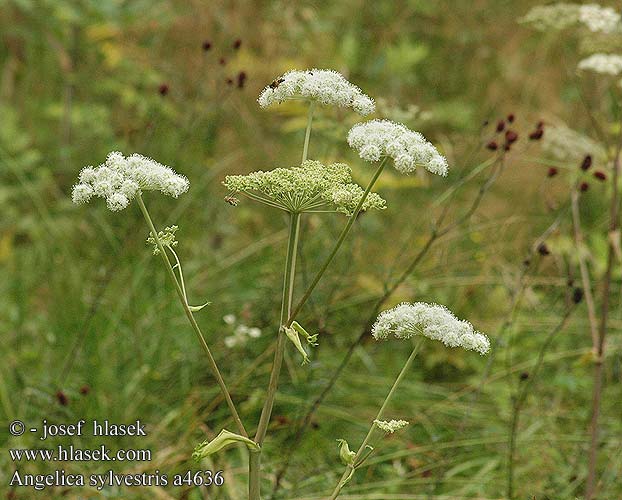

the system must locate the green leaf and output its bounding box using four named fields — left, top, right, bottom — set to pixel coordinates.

left=193, top=429, right=260, bottom=461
